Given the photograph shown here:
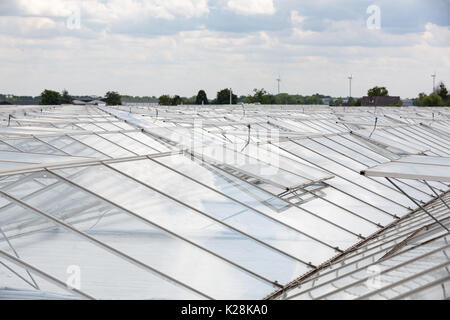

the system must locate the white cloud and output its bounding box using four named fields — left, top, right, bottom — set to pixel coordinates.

left=0, top=0, right=449, bottom=99
left=12, top=0, right=210, bottom=20
left=422, top=22, right=450, bottom=46
left=227, top=0, right=275, bottom=15
left=289, top=19, right=423, bottom=48
left=290, top=10, right=306, bottom=26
